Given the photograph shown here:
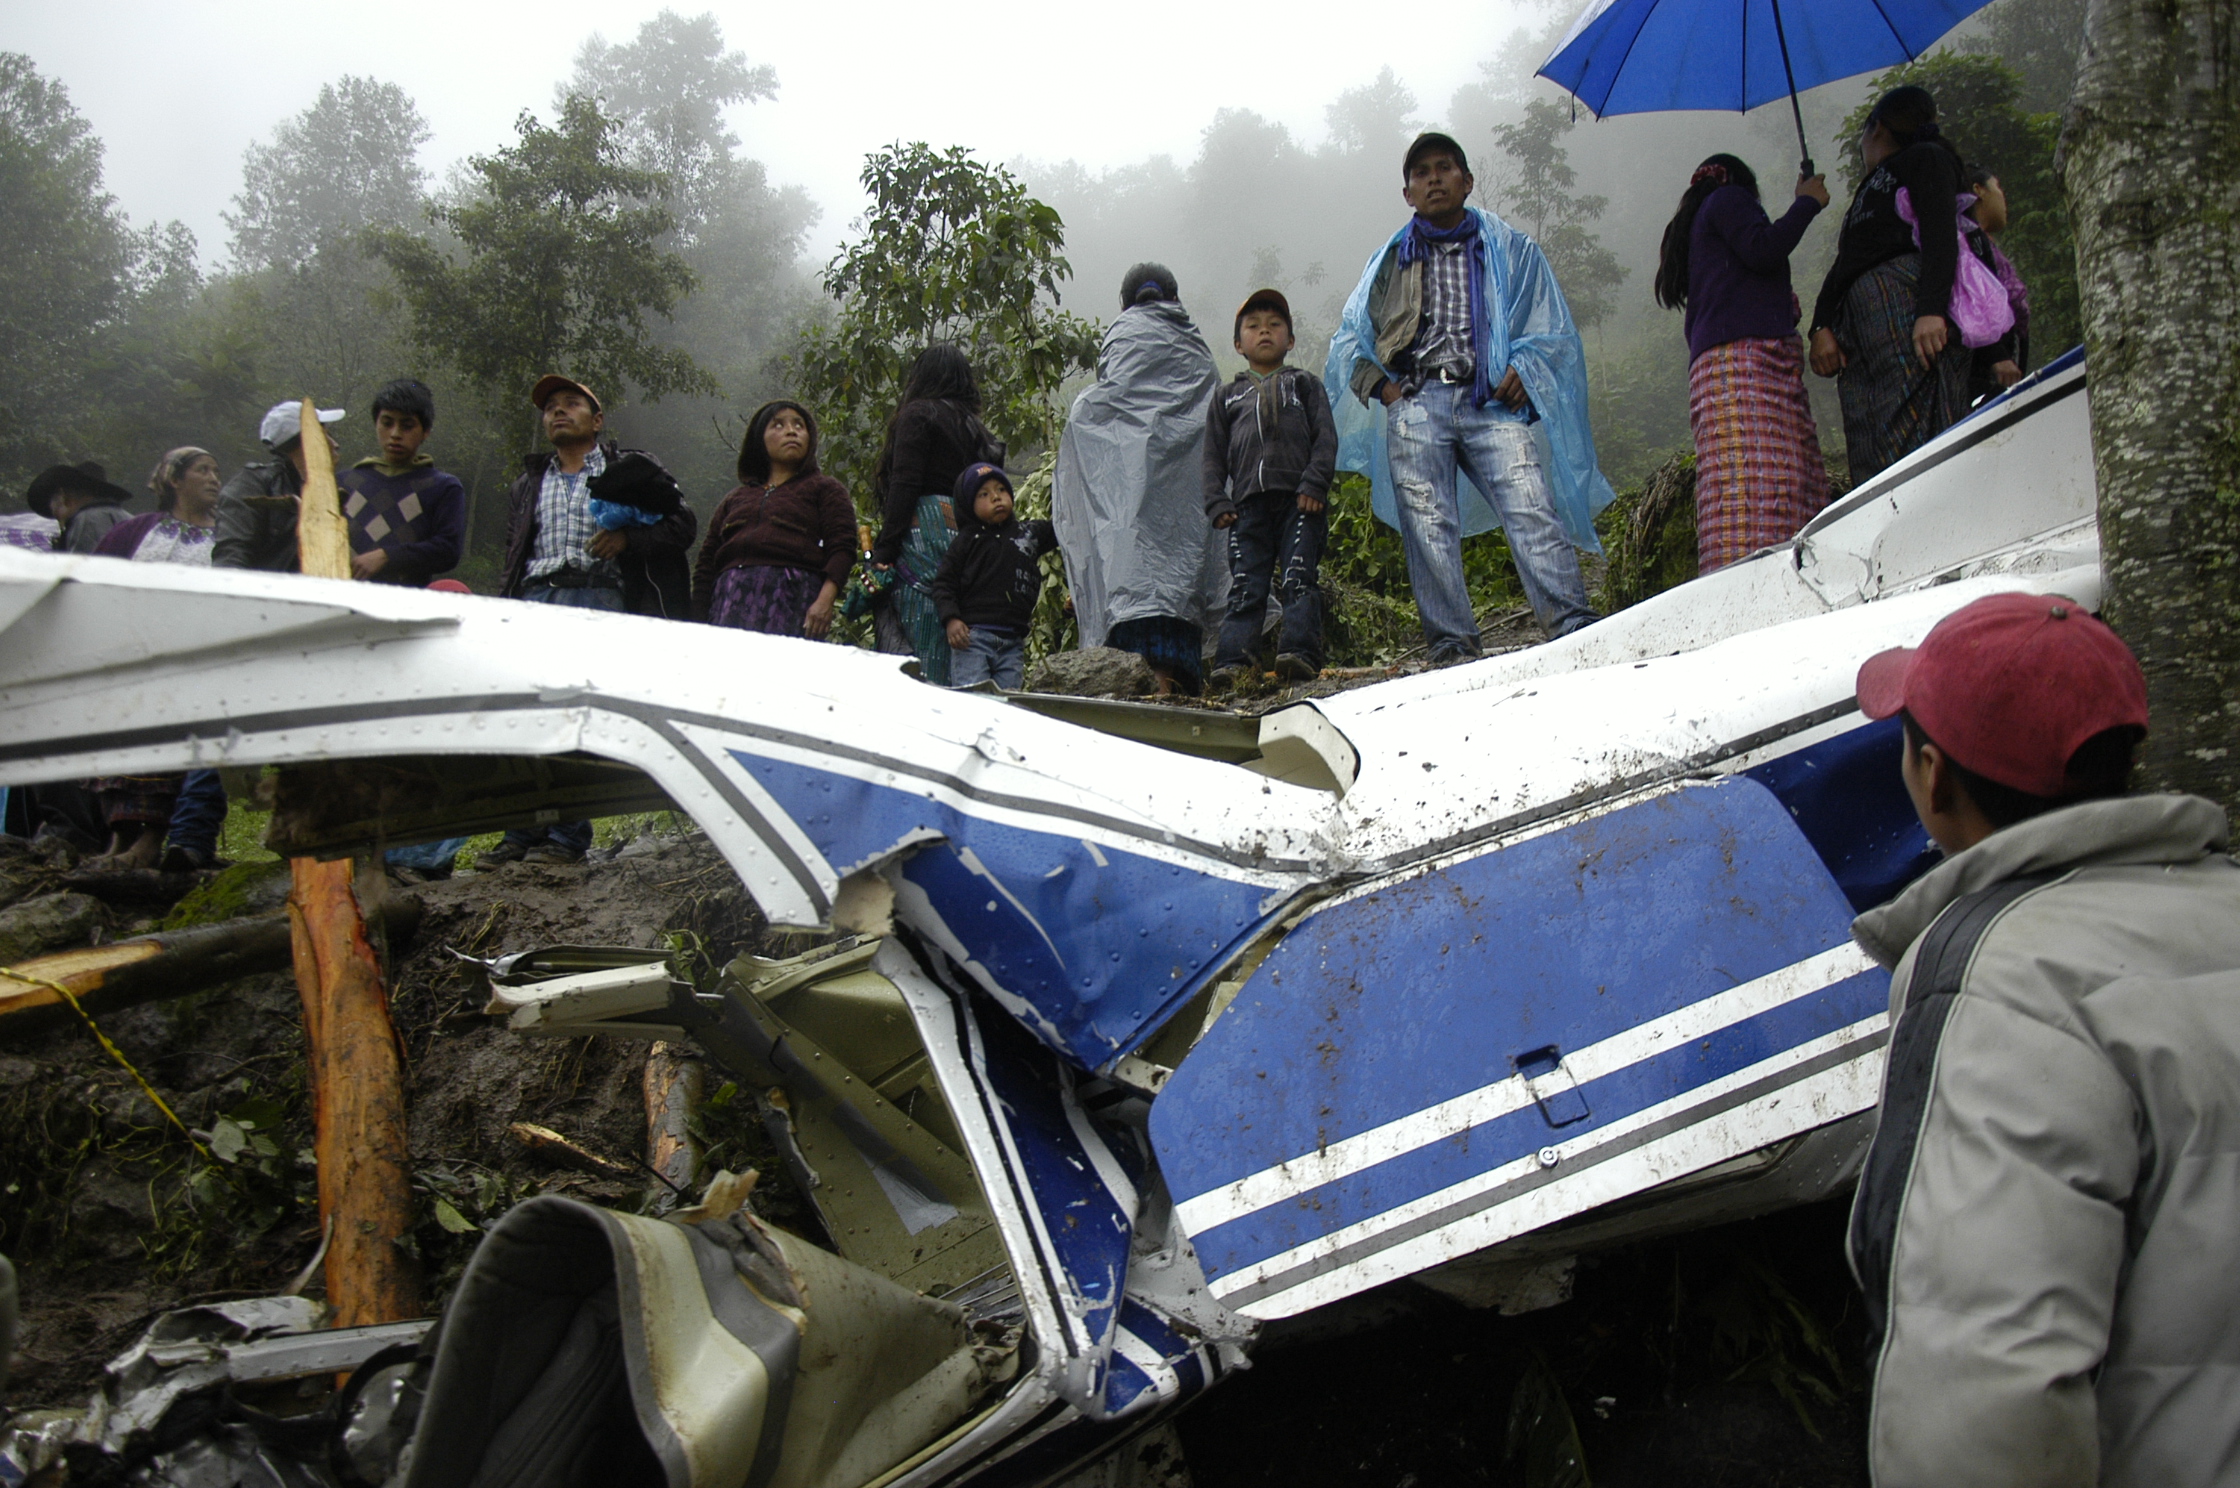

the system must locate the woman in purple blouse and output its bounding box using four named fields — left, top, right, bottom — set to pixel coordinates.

left=1654, top=154, right=1831, bottom=572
